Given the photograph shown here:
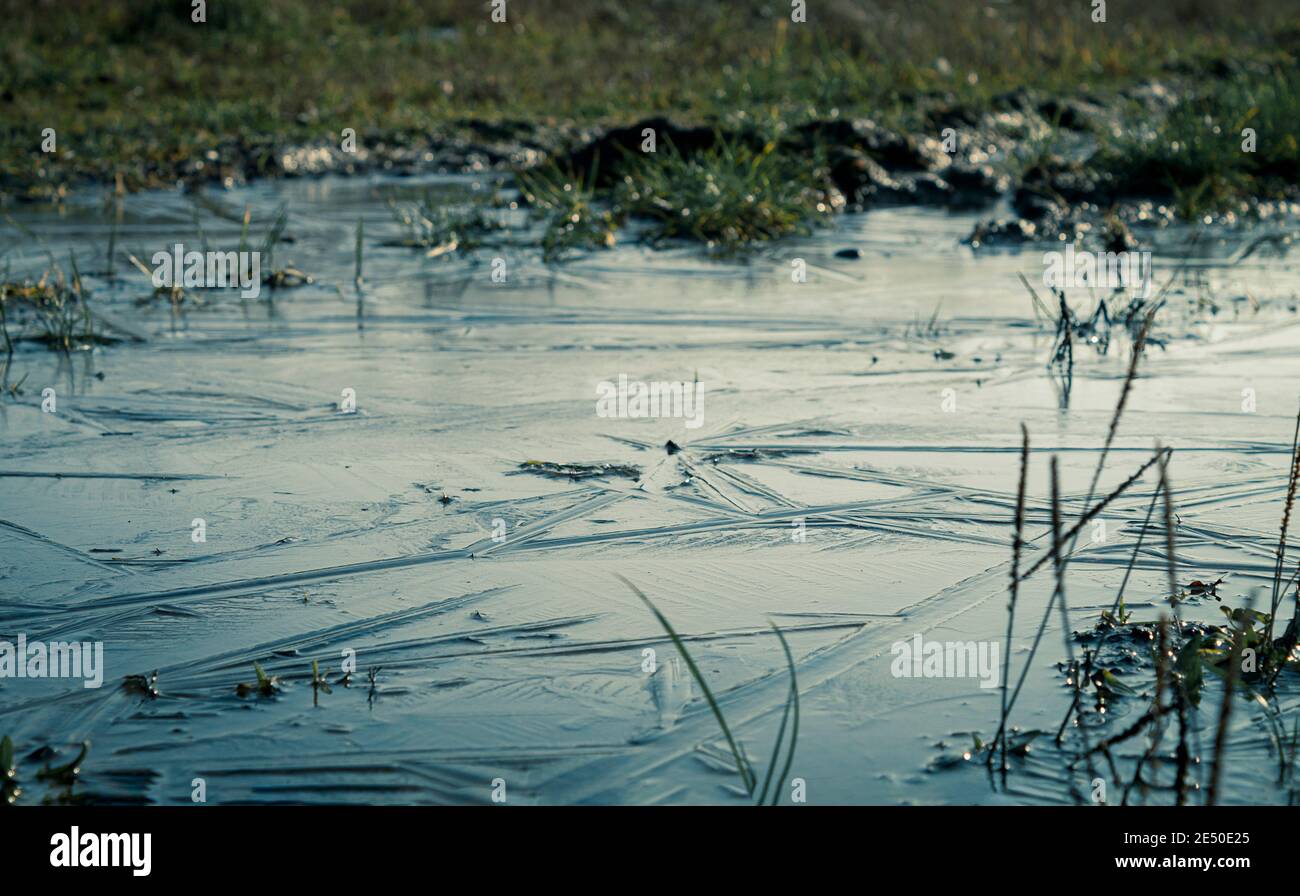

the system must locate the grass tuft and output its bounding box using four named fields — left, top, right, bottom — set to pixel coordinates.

left=614, top=137, right=836, bottom=250
left=0, top=262, right=106, bottom=352
left=516, top=164, right=620, bottom=262
left=1104, top=68, right=1300, bottom=217
left=386, top=191, right=504, bottom=254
